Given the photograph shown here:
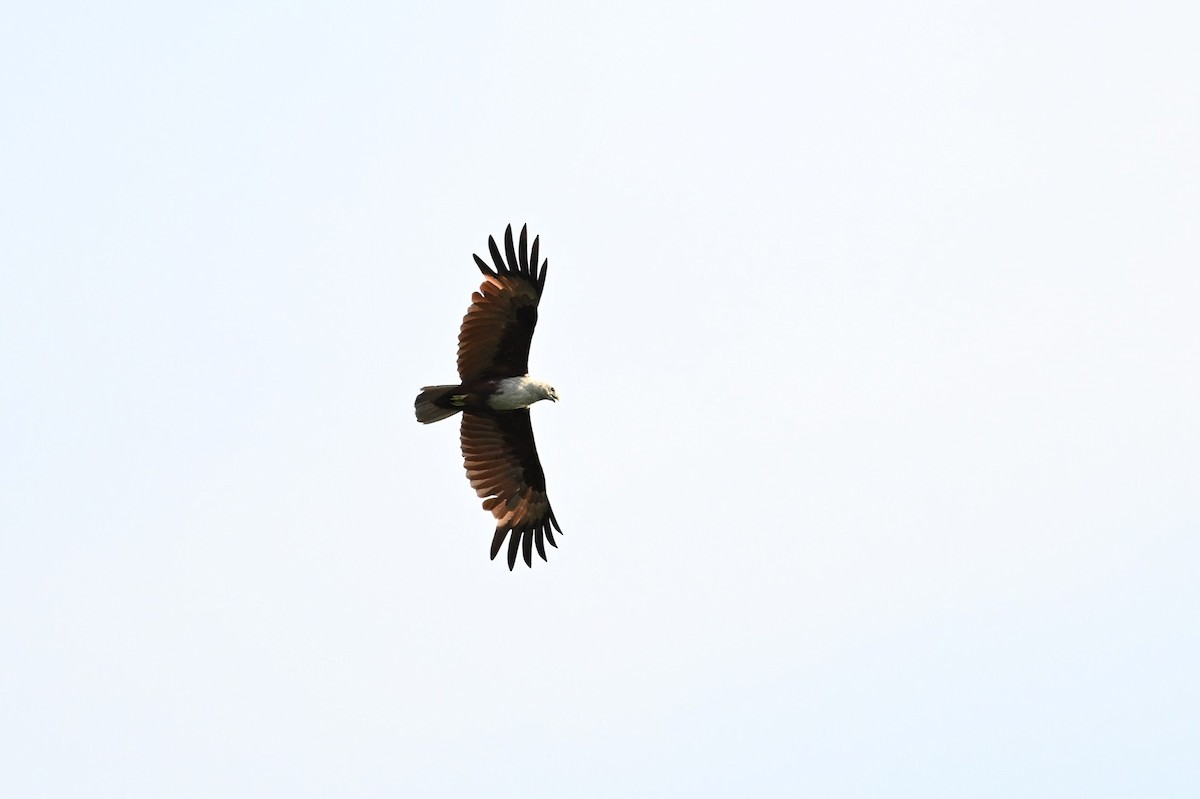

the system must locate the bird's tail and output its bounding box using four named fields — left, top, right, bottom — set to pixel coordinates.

left=415, top=384, right=463, bottom=424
